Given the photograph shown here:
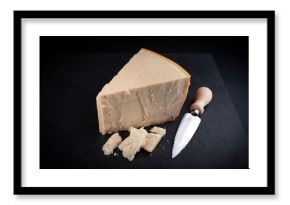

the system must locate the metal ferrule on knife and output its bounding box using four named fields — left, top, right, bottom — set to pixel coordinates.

left=190, top=109, right=200, bottom=117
